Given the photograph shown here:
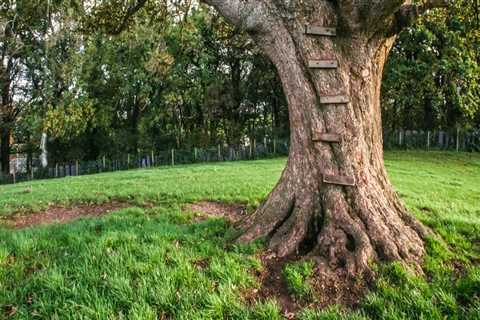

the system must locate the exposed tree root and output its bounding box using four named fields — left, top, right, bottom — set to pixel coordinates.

left=237, top=172, right=428, bottom=280
left=237, top=172, right=296, bottom=243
